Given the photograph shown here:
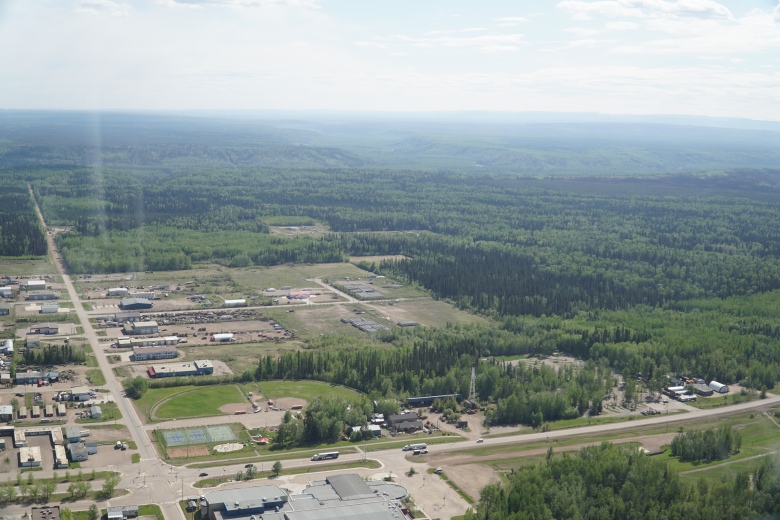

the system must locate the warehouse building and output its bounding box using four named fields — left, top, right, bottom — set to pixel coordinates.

left=693, top=384, right=714, bottom=396
left=115, top=312, right=141, bottom=324
left=70, top=386, right=91, bottom=402
left=107, top=287, right=129, bottom=297
left=0, top=287, right=13, bottom=298
left=40, top=302, right=60, bottom=314
left=123, top=320, right=159, bottom=335
left=16, top=371, right=56, bottom=385
left=27, top=280, right=46, bottom=289
left=28, top=323, right=59, bottom=335
left=210, top=333, right=235, bottom=342
left=147, top=360, right=214, bottom=378
left=0, top=303, right=10, bottom=316
left=26, top=290, right=58, bottom=301
left=709, top=381, right=729, bottom=393
left=130, top=291, right=155, bottom=300
left=119, top=298, right=153, bottom=311
left=131, top=345, right=179, bottom=361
